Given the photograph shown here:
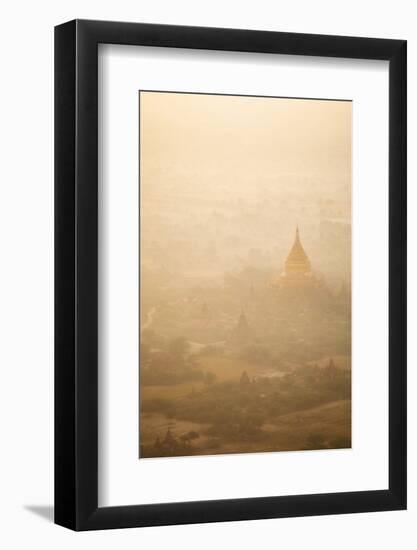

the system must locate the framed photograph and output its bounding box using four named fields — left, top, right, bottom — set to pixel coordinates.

left=55, top=20, right=406, bottom=530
